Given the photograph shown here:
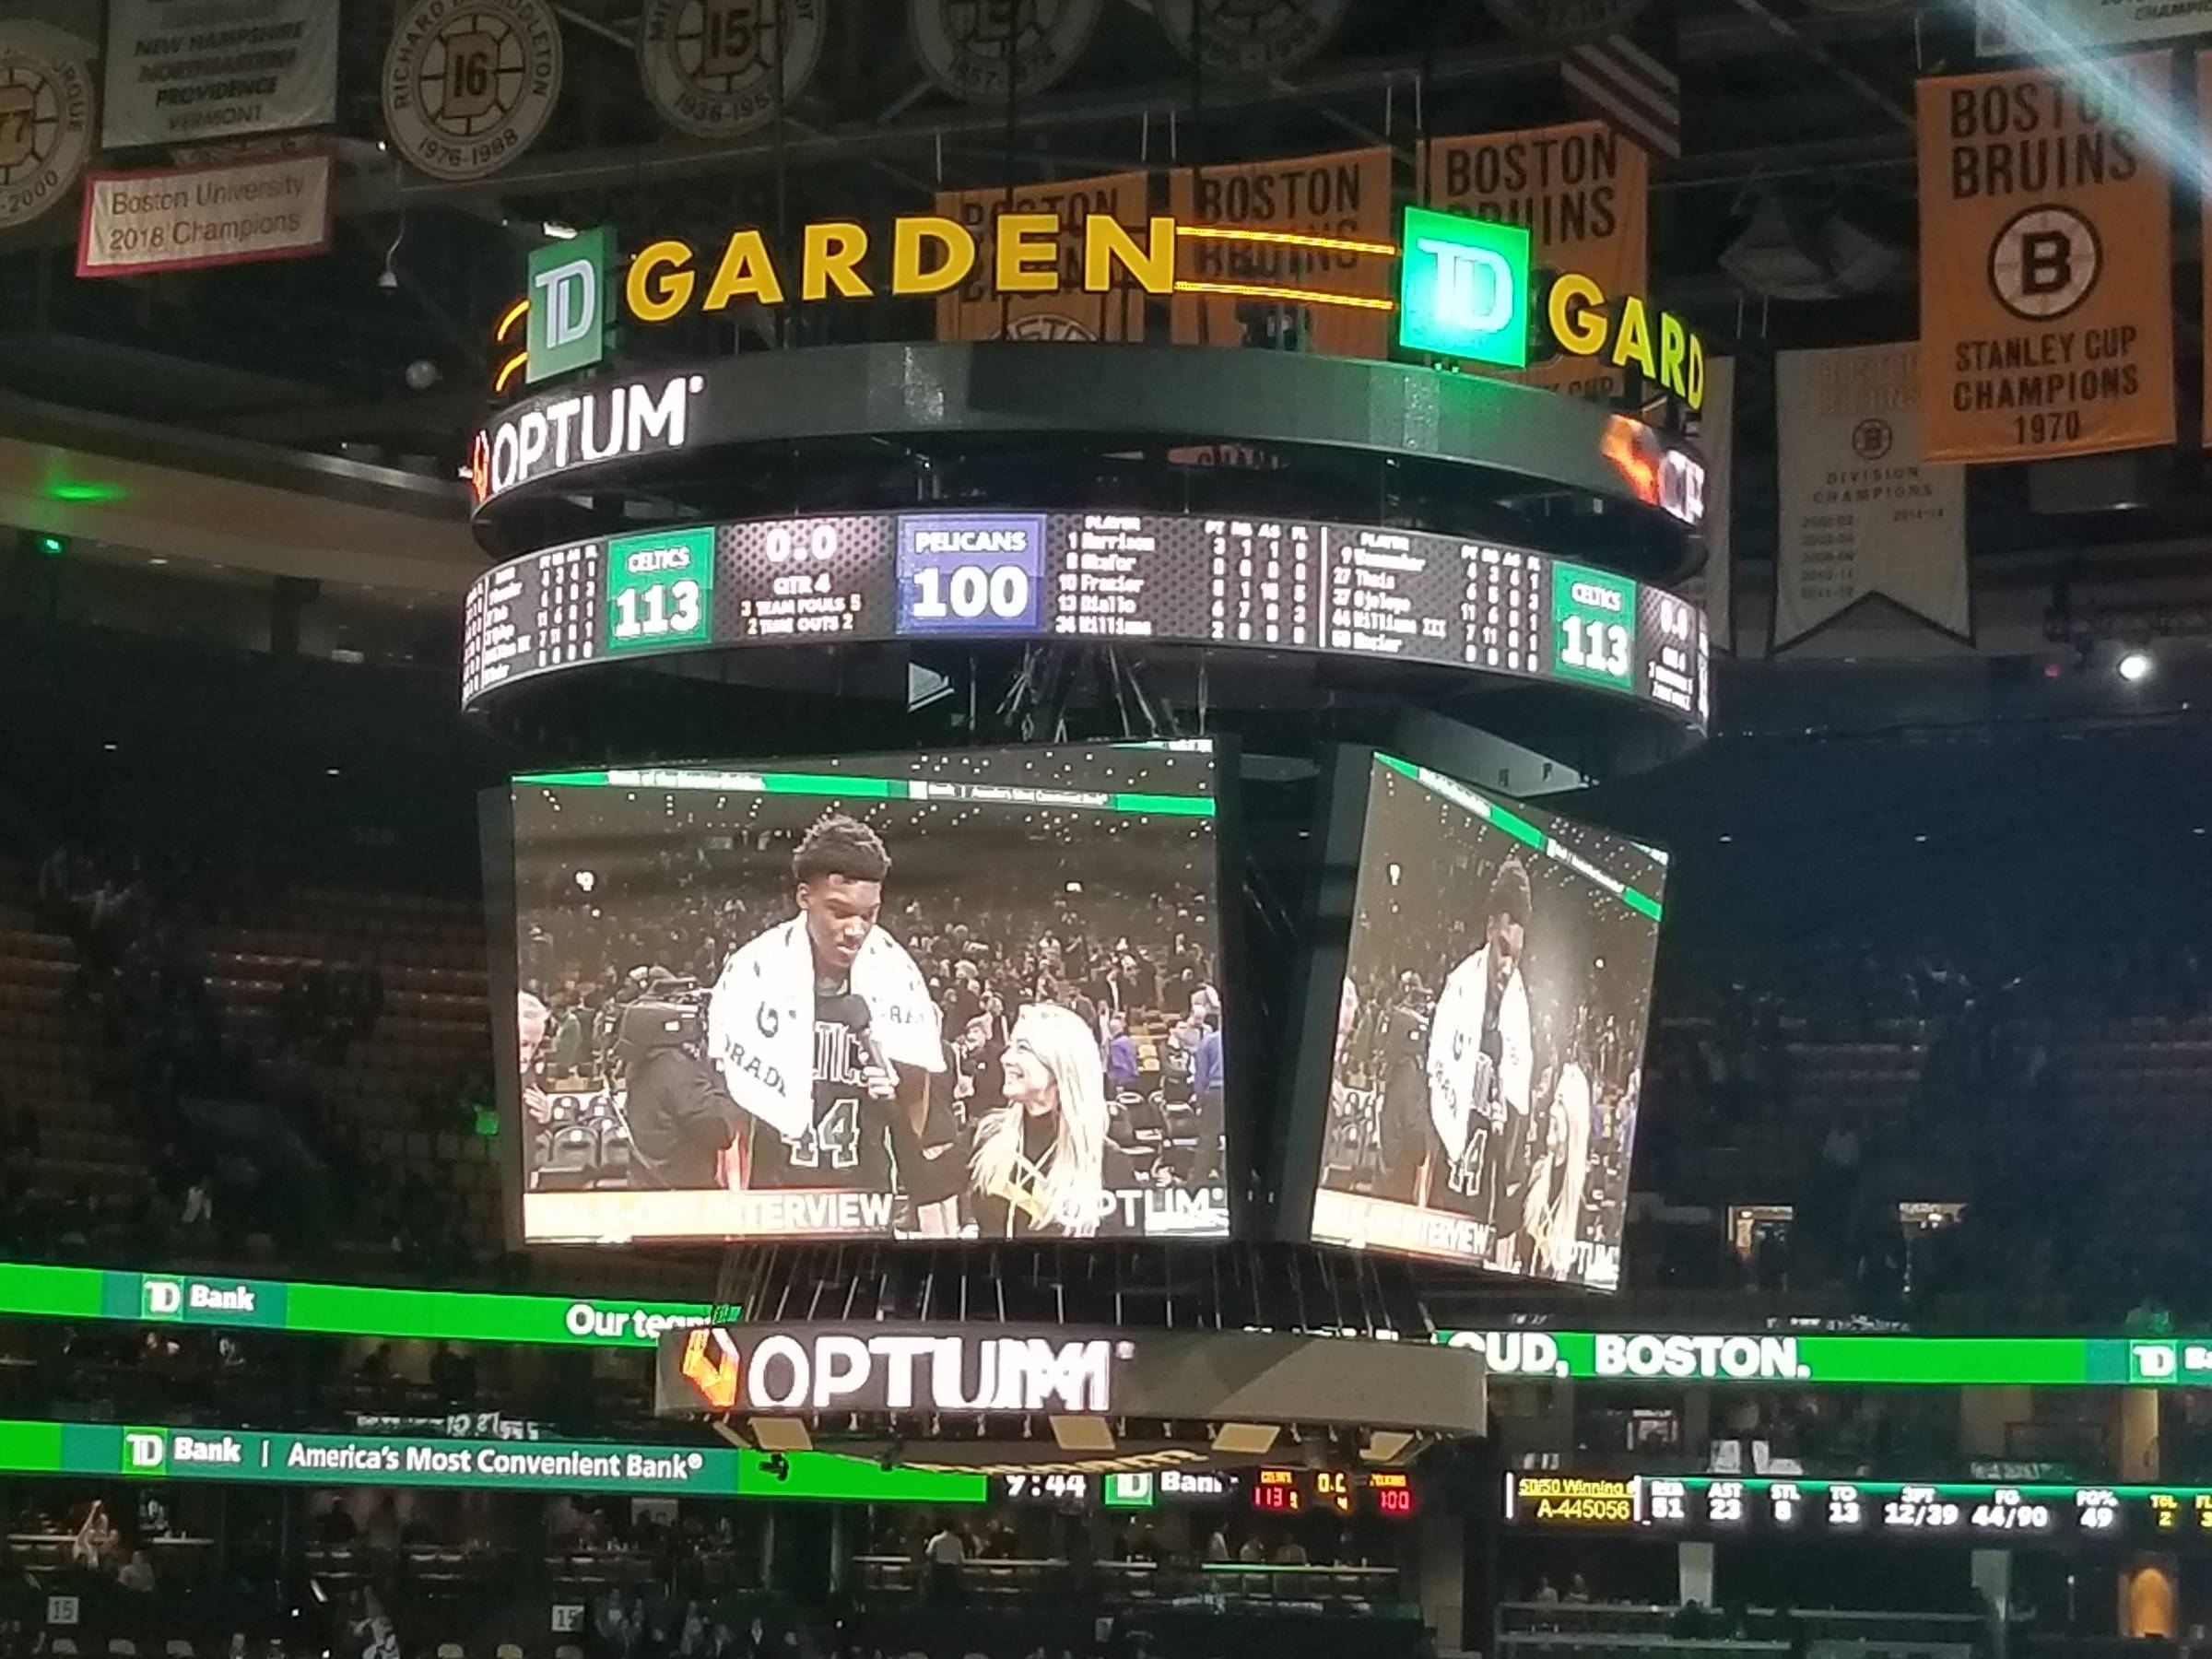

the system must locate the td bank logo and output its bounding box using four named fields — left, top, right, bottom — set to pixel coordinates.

left=2132, top=1342, right=2212, bottom=1382
left=142, top=1279, right=183, bottom=1321
left=122, top=1429, right=169, bottom=1475
left=527, top=228, right=611, bottom=385
left=1396, top=205, right=1530, bottom=370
